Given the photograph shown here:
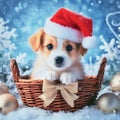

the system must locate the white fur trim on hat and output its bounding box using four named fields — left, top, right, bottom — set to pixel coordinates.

left=44, top=18, right=83, bottom=43
left=82, top=36, right=98, bottom=49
